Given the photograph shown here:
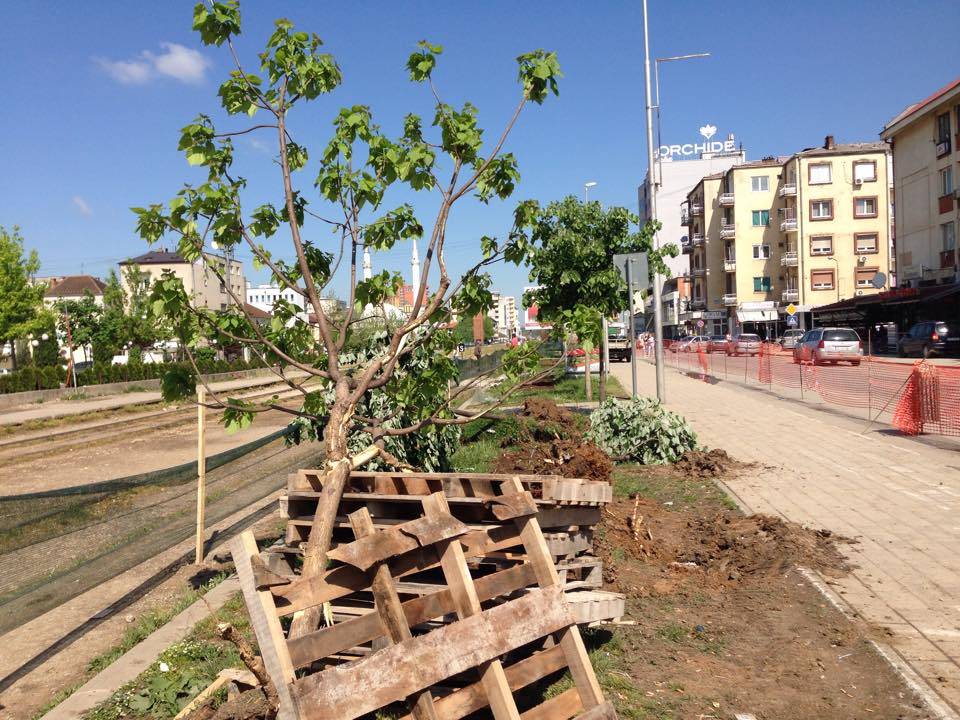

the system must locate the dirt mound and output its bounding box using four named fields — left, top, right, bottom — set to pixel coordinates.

left=492, top=438, right=612, bottom=483
left=519, top=397, right=576, bottom=425
left=674, top=448, right=740, bottom=478
left=679, top=513, right=849, bottom=579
